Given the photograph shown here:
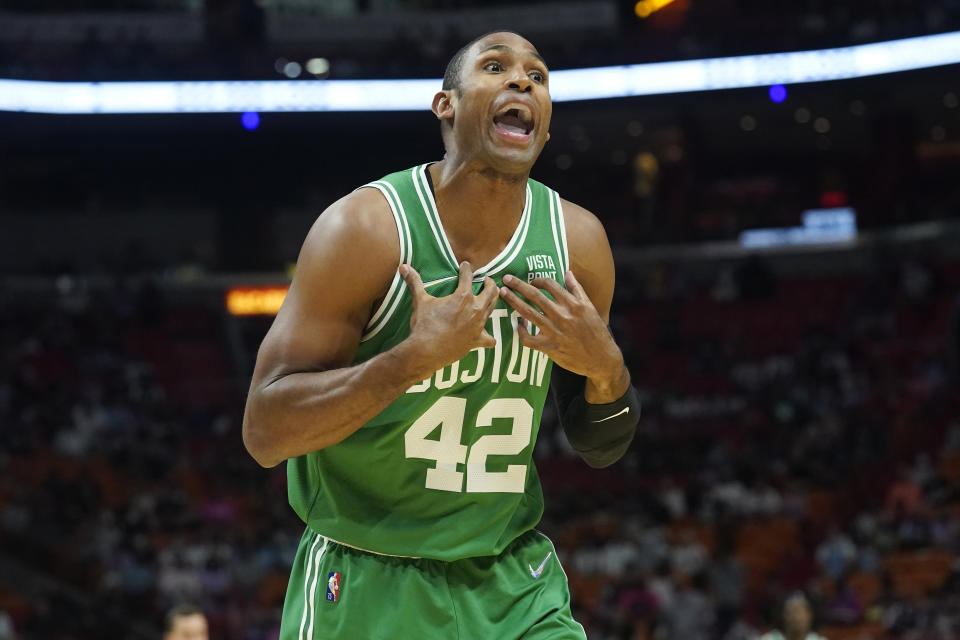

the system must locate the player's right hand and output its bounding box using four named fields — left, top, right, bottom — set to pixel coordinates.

left=399, top=261, right=498, bottom=371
